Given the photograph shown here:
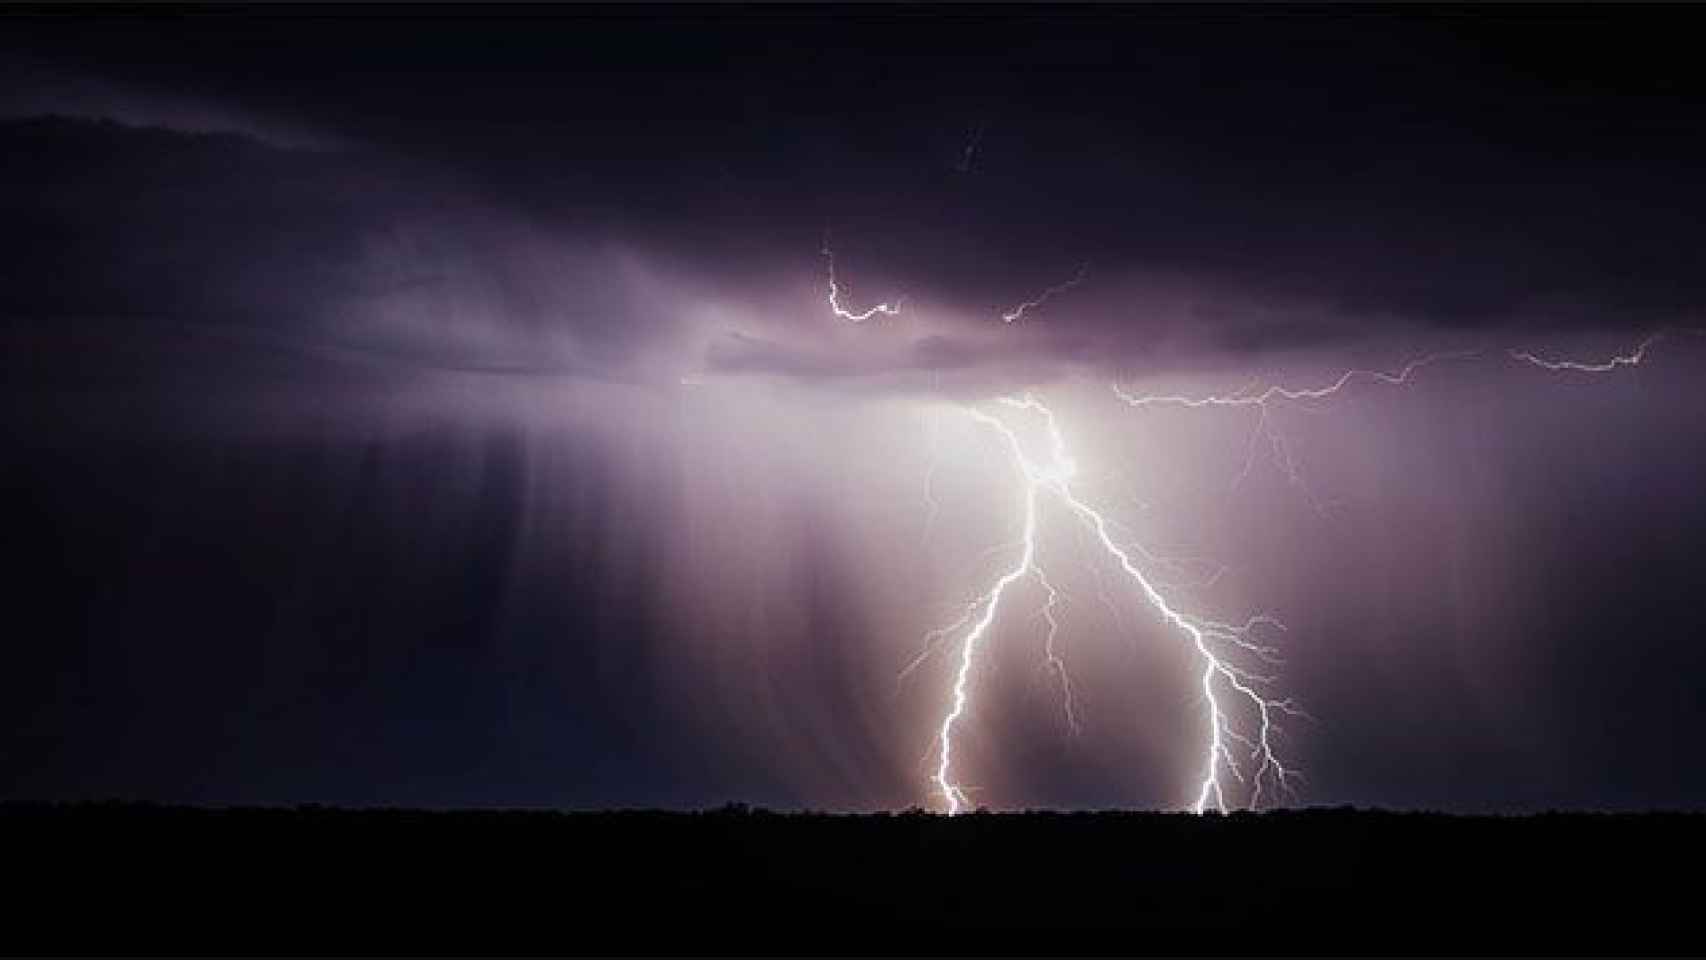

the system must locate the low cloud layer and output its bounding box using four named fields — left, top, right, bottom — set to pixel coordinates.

left=4, top=110, right=1695, bottom=409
